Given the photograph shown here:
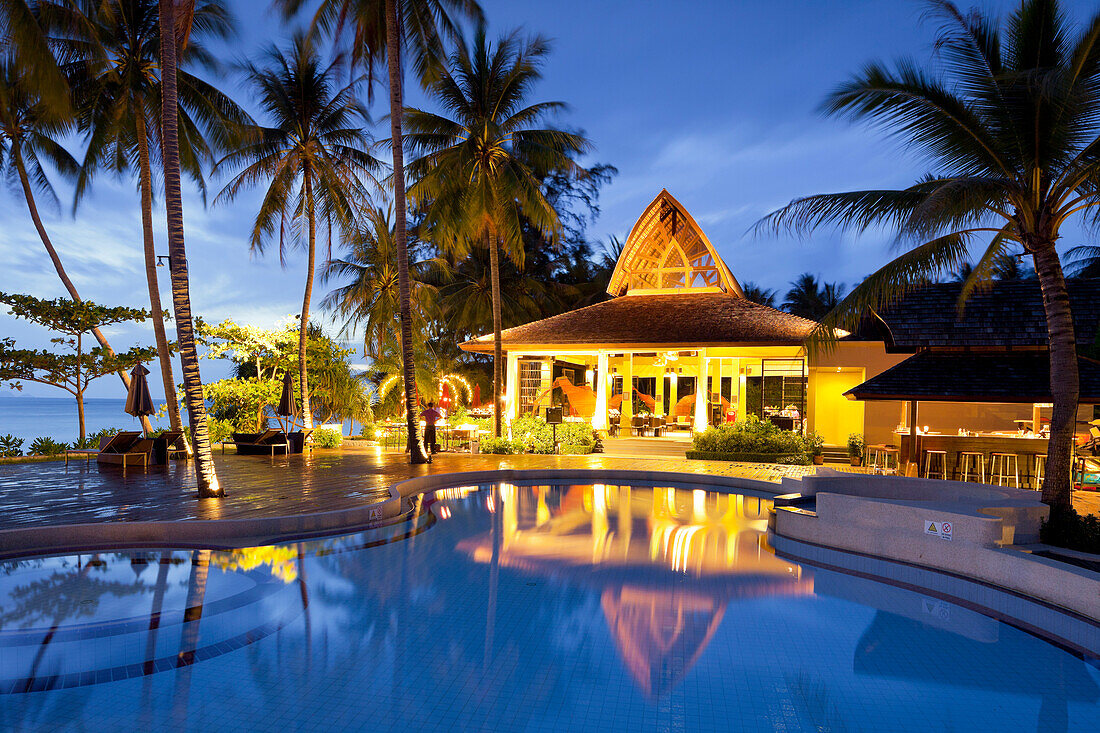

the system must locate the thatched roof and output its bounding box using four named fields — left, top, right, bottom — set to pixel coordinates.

left=459, top=292, right=819, bottom=353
